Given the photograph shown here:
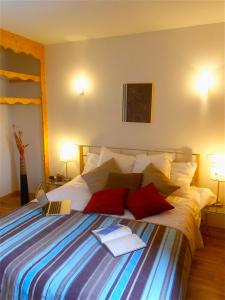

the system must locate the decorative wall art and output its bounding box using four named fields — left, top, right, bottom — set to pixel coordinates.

left=122, top=83, right=153, bottom=123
